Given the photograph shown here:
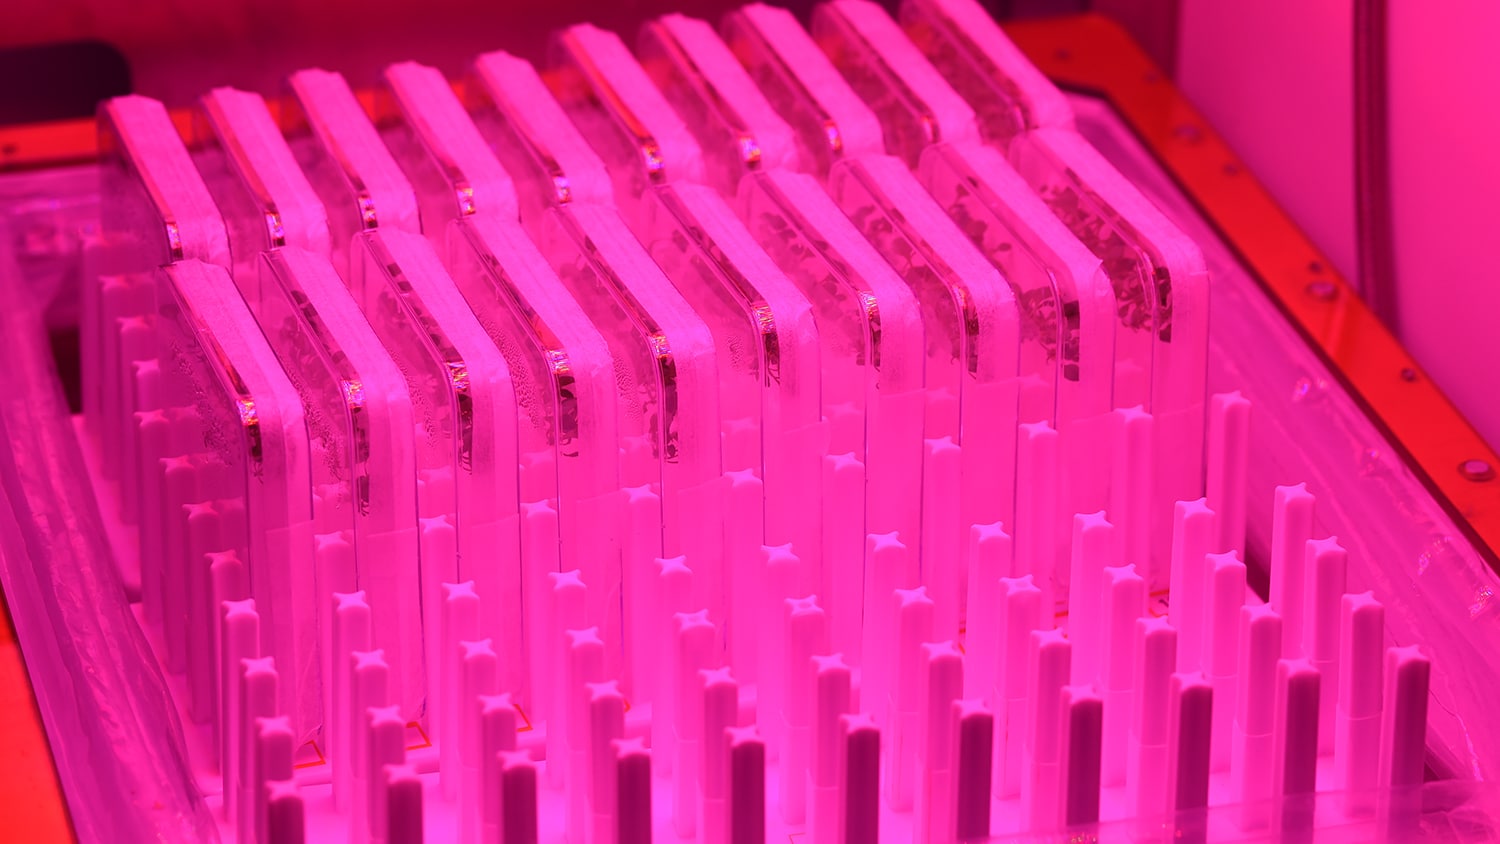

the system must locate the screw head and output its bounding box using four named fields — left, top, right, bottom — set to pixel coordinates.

left=1460, top=459, right=1495, bottom=482
left=1305, top=280, right=1338, bottom=301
